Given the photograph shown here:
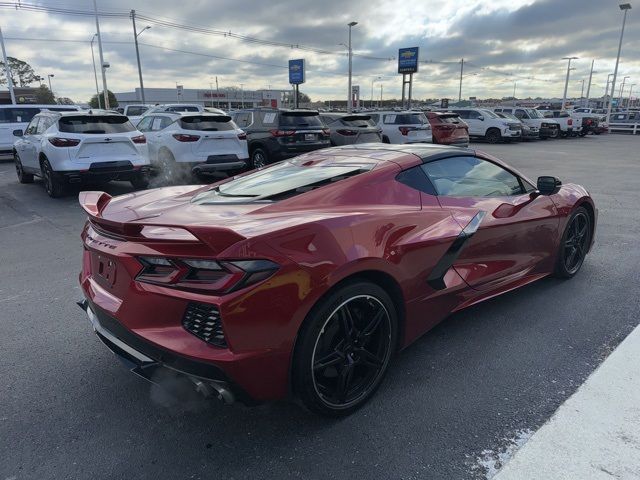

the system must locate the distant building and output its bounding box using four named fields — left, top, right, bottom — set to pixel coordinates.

left=115, top=87, right=287, bottom=109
